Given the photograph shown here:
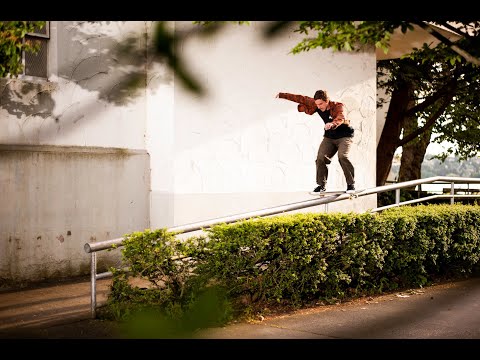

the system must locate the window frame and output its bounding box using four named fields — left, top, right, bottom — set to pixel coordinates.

left=21, top=21, right=50, bottom=80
